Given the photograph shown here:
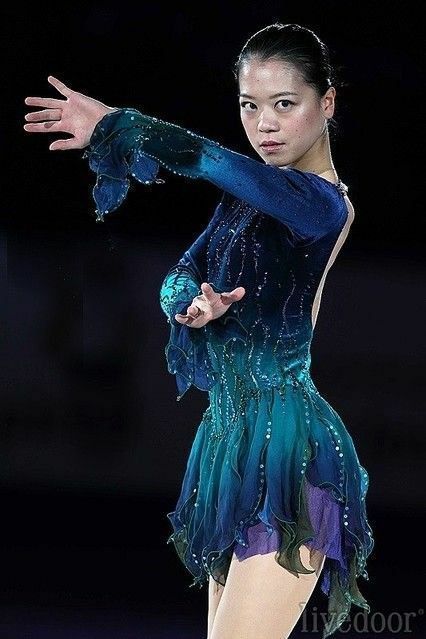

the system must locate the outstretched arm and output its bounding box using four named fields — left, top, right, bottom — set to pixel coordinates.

left=23, top=76, right=162, bottom=221
left=85, top=107, right=344, bottom=241
left=24, top=77, right=345, bottom=242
